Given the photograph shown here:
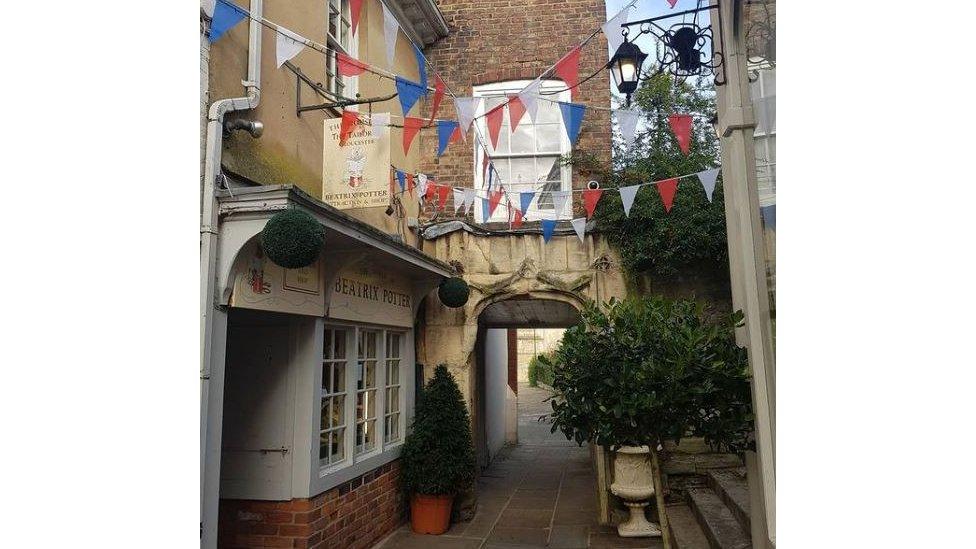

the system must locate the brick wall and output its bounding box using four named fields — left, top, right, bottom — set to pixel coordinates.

left=218, top=461, right=404, bottom=548
left=417, top=0, right=612, bottom=222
